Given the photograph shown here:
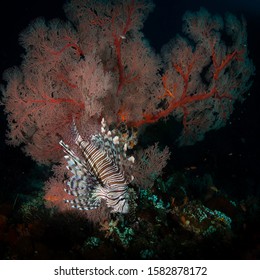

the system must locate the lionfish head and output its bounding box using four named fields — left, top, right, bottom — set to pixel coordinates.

left=112, top=197, right=129, bottom=214
left=109, top=190, right=130, bottom=214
